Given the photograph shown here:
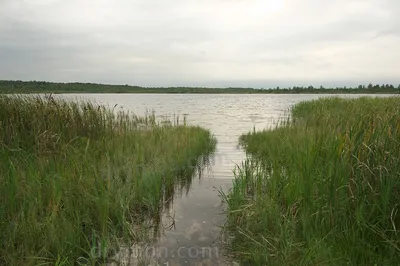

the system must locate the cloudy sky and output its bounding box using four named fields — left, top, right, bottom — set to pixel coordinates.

left=0, top=0, right=399, bottom=88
